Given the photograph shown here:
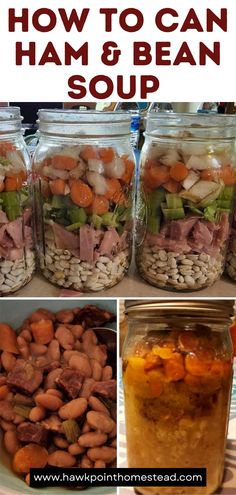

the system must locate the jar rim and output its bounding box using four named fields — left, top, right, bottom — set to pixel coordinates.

left=0, top=106, right=22, bottom=122
left=147, top=112, right=236, bottom=125
left=37, top=109, right=131, bottom=124
left=125, top=299, right=234, bottom=322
